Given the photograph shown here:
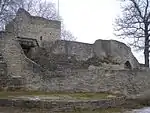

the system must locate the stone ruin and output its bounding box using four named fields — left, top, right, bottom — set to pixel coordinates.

left=0, top=8, right=149, bottom=95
